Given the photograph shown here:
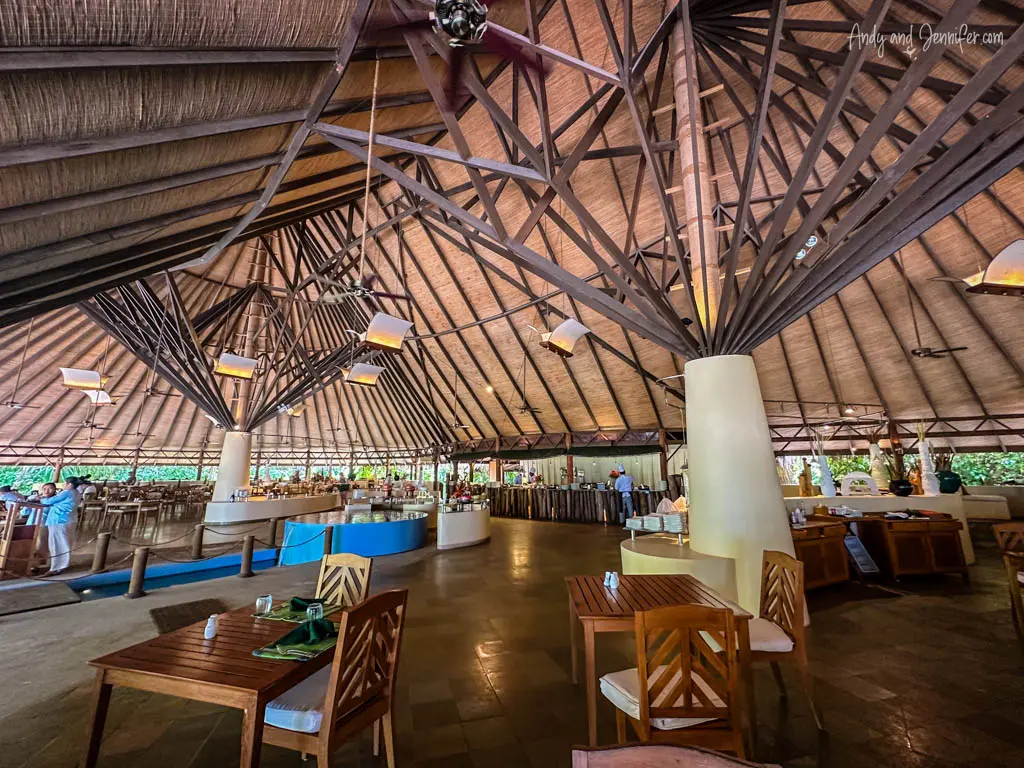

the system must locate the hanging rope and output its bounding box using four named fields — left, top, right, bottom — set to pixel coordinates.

left=897, top=248, right=924, bottom=350
left=358, top=56, right=382, bottom=281
left=6, top=315, right=34, bottom=403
